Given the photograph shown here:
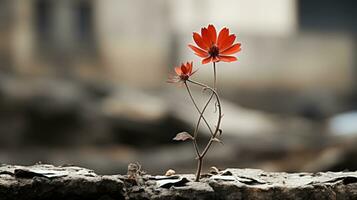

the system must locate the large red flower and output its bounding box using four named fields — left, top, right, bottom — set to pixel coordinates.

left=188, top=24, right=241, bottom=64
left=168, top=62, right=196, bottom=83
